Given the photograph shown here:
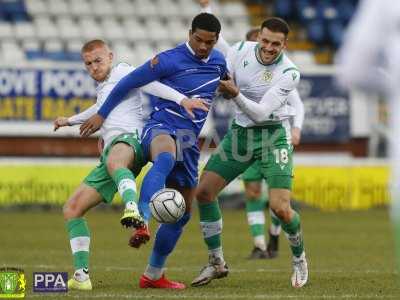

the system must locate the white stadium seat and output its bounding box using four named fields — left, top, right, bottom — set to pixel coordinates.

left=25, top=0, right=49, bottom=16
left=0, top=0, right=254, bottom=64
left=135, top=43, right=156, bottom=63
left=14, top=22, right=36, bottom=40
left=66, top=40, right=83, bottom=53
left=113, top=41, right=136, bottom=64
left=122, top=19, right=147, bottom=42
left=136, top=1, right=158, bottom=18
left=22, top=40, right=41, bottom=51
left=44, top=40, right=63, bottom=52
left=56, top=17, right=82, bottom=41
left=102, top=19, right=125, bottom=41
left=69, top=0, right=92, bottom=17
left=114, top=0, right=136, bottom=17
left=146, top=19, right=169, bottom=42
left=34, top=18, right=59, bottom=40
left=1, top=41, right=25, bottom=63
left=156, top=0, right=180, bottom=18
left=78, top=17, right=106, bottom=40
left=167, top=19, right=188, bottom=44
left=91, top=0, right=116, bottom=17
left=48, top=0, right=70, bottom=16
left=220, top=2, right=248, bottom=18
left=0, top=22, right=14, bottom=40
